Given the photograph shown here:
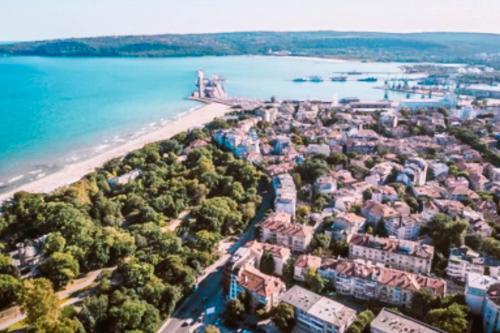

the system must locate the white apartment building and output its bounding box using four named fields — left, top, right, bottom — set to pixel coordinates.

left=384, top=214, right=425, bottom=240
left=349, top=234, right=434, bottom=274
left=273, top=173, right=297, bottom=216
left=371, top=308, right=446, bottom=333
left=446, top=246, right=486, bottom=282
left=280, top=285, right=356, bottom=333
left=465, top=272, right=500, bottom=315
